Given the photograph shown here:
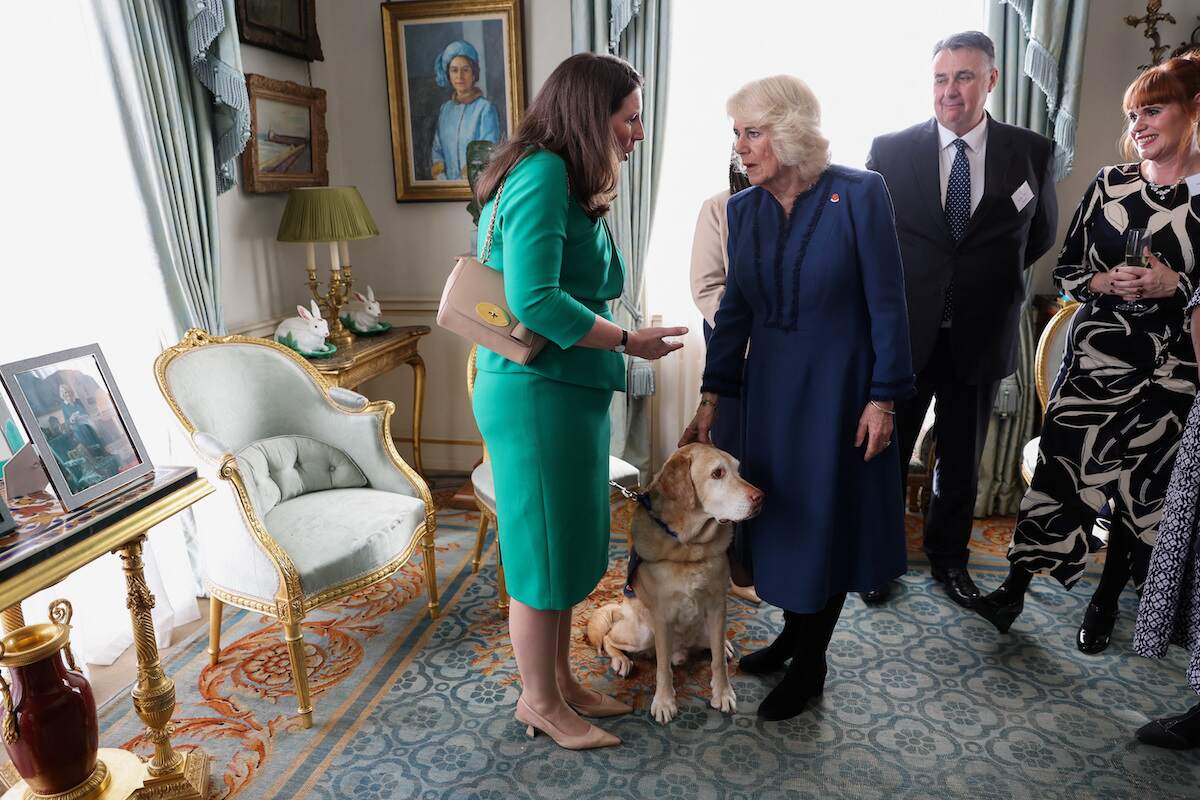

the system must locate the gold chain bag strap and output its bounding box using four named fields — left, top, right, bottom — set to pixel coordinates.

left=436, top=176, right=548, bottom=365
